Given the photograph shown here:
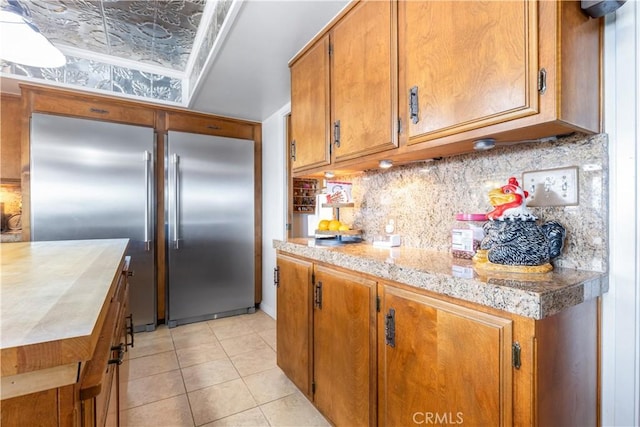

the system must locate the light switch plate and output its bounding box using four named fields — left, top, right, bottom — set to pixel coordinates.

left=522, top=166, right=579, bottom=207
